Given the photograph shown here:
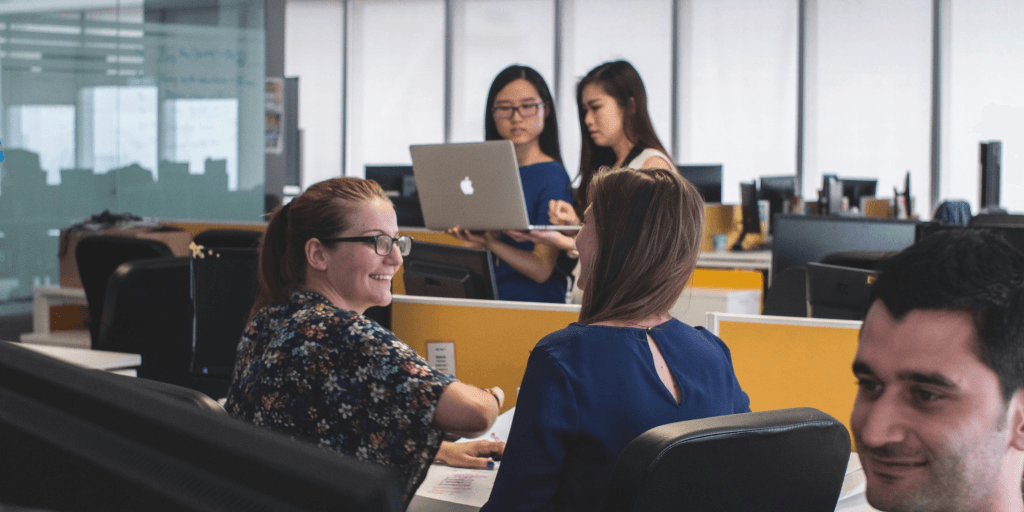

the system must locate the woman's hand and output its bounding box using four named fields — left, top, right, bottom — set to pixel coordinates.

left=548, top=200, right=580, bottom=226
left=503, top=230, right=577, bottom=252
left=447, top=226, right=499, bottom=249
left=435, top=440, right=506, bottom=470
